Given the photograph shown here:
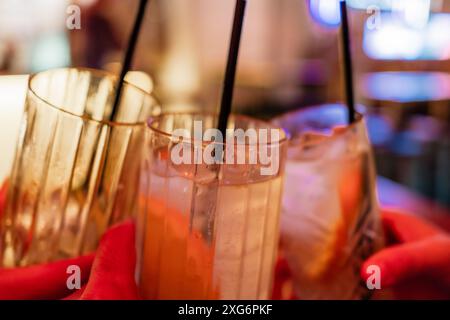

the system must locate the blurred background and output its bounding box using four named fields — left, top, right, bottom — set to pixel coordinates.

left=0, top=0, right=449, bottom=207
